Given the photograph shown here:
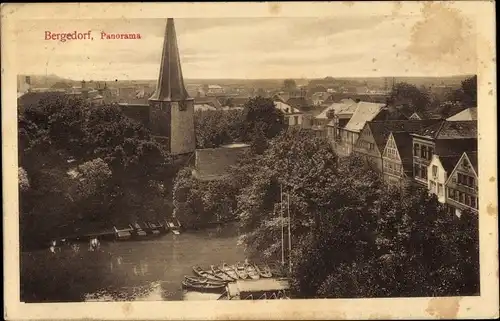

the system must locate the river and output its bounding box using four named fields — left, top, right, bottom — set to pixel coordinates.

left=21, top=224, right=246, bottom=302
